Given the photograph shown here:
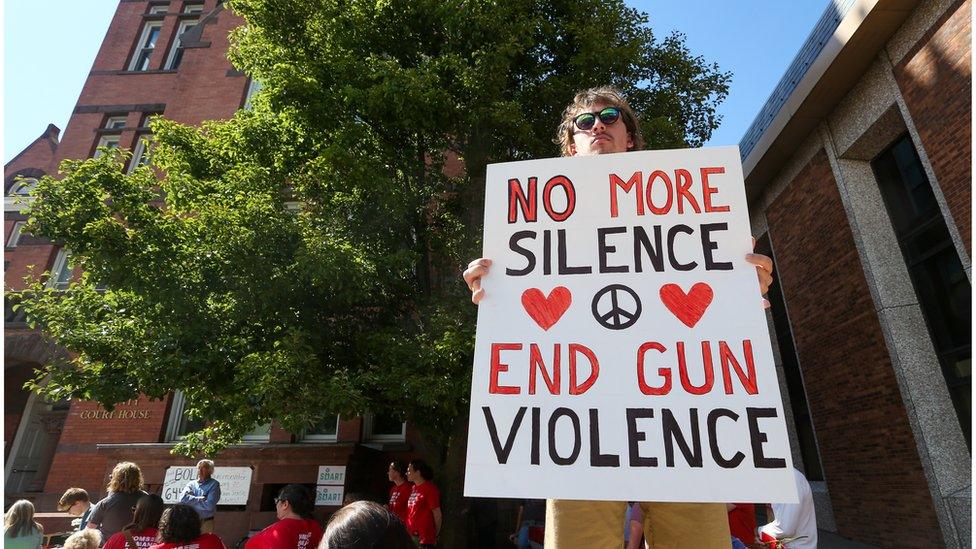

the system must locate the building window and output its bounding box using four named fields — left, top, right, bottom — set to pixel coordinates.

left=182, top=3, right=204, bottom=14
left=242, top=423, right=272, bottom=443
left=302, top=415, right=339, bottom=442
left=243, top=78, right=263, bottom=110
left=872, top=135, right=971, bottom=448
left=129, top=23, right=163, bottom=71
left=8, top=178, right=38, bottom=196
left=165, top=391, right=206, bottom=441
left=364, top=413, right=406, bottom=442
left=128, top=135, right=154, bottom=173
left=7, top=222, right=25, bottom=248
left=104, top=116, right=127, bottom=130
left=147, top=3, right=169, bottom=14
left=94, top=135, right=122, bottom=158
left=761, top=238, right=824, bottom=480
left=165, top=19, right=199, bottom=70
left=48, top=249, right=73, bottom=290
